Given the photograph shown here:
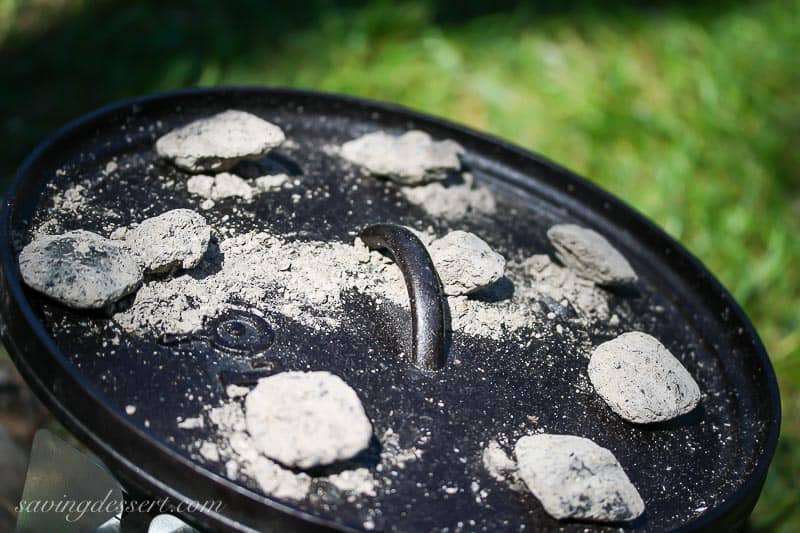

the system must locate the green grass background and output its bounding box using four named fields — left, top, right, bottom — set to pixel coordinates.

left=0, top=0, right=797, bottom=529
